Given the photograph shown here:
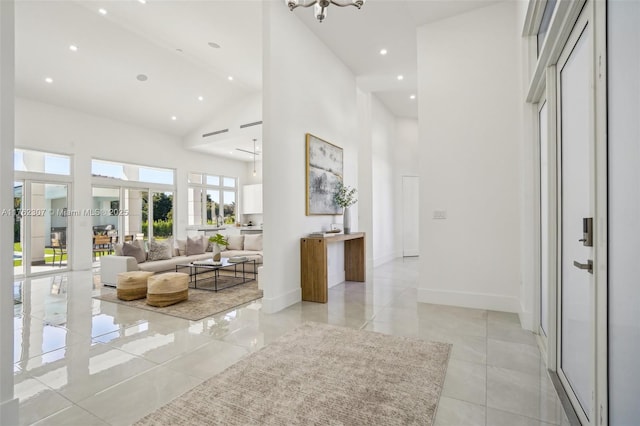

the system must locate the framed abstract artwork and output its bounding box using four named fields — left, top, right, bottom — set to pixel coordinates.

left=305, top=133, right=343, bottom=215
